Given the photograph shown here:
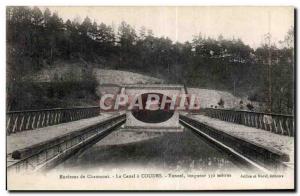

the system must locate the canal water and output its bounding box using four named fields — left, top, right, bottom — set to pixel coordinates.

left=54, top=128, right=241, bottom=172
